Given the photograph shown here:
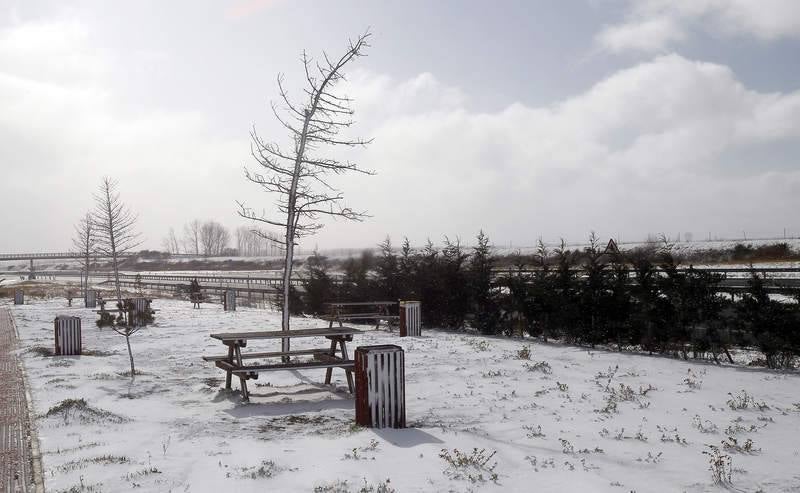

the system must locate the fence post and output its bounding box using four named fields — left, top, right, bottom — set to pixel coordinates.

left=54, top=316, right=82, bottom=355
left=399, top=301, right=421, bottom=337
left=355, top=345, right=406, bottom=429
